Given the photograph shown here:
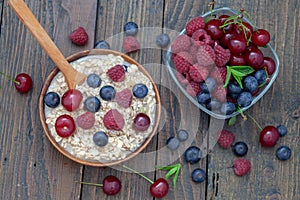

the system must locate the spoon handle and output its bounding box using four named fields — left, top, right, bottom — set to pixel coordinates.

left=8, top=0, right=84, bottom=89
